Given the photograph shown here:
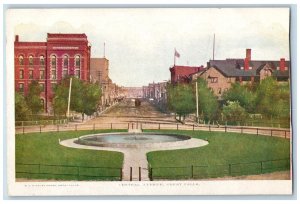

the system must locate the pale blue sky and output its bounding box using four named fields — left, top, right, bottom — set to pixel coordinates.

left=10, top=8, right=290, bottom=87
